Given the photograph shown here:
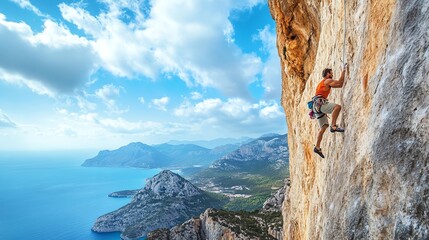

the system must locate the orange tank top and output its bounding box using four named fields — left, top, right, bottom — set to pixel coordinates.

left=315, top=79, right=331, bottom=98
